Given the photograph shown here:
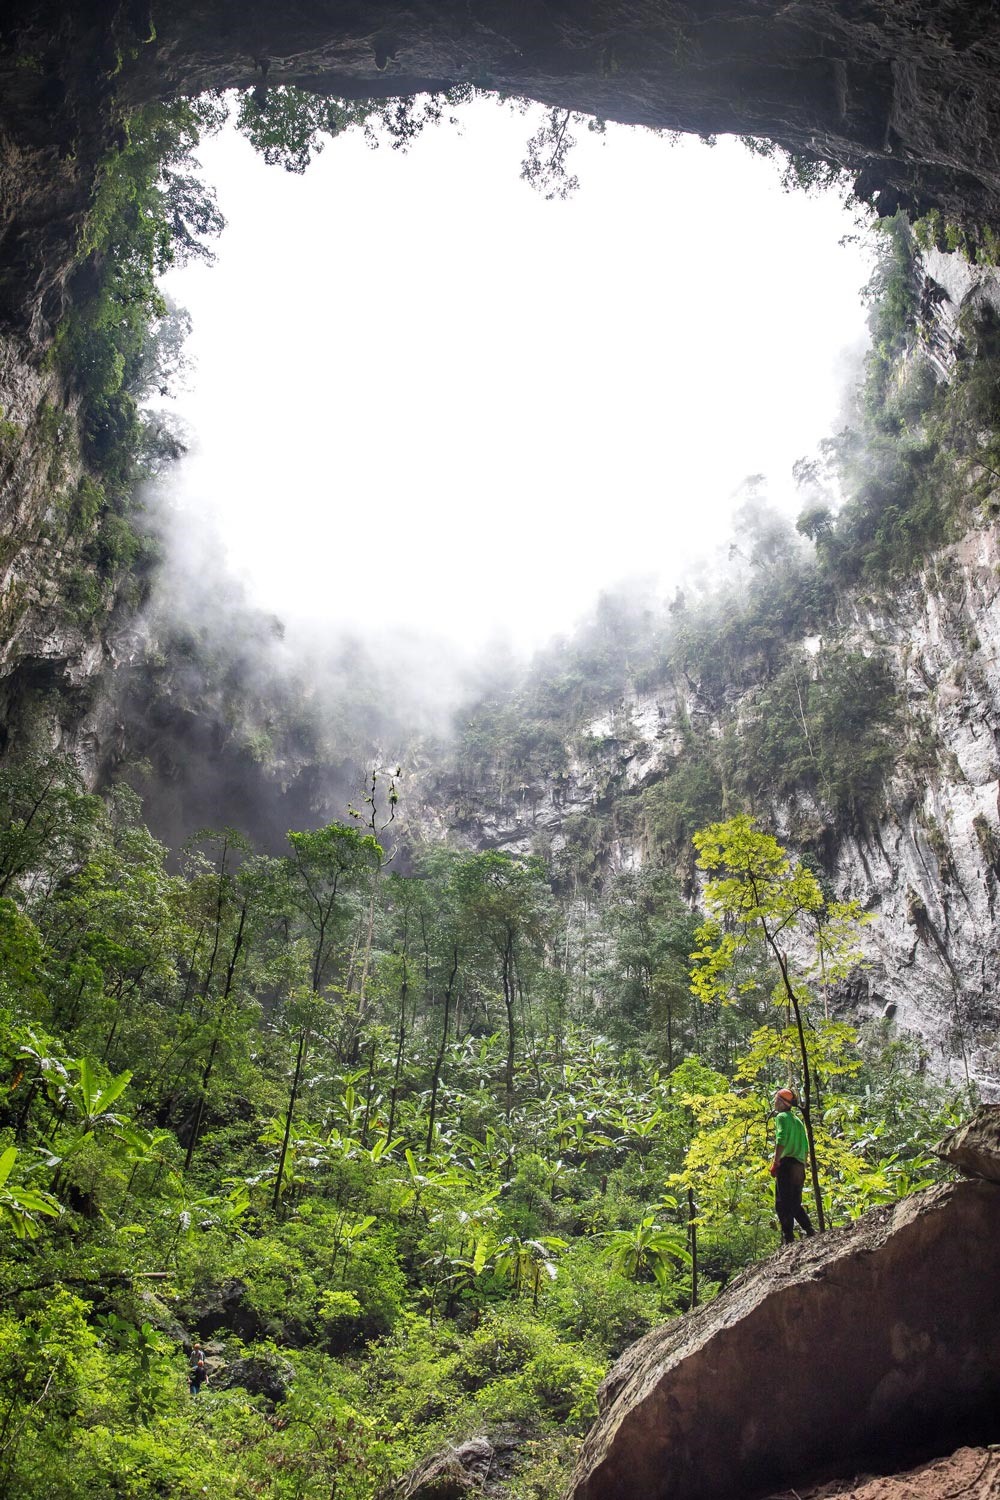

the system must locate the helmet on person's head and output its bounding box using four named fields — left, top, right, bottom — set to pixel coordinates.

left=773, top=1087, right=797, bottom=1107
